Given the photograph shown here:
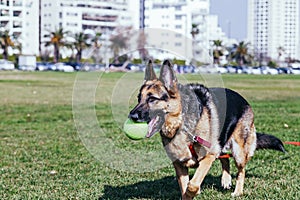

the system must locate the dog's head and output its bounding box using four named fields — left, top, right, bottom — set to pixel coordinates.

left=128, top=60, right=182, bottom=138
